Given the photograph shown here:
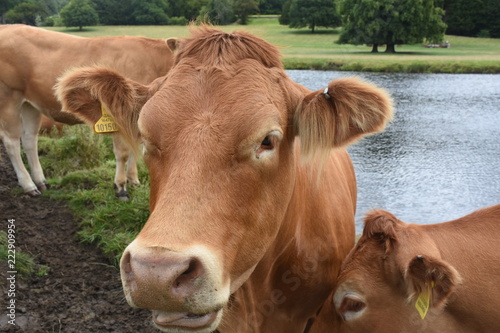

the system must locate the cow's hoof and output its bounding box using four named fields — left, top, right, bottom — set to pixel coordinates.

left=37, top=183, right=50, bottom=191
left=117, top=193, right=130, bottom=201
left=116, top=189, right=130, bottom=201
left=114, top=183, right=130, bottom=201
left=26, top=189, right=42, bottom=197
